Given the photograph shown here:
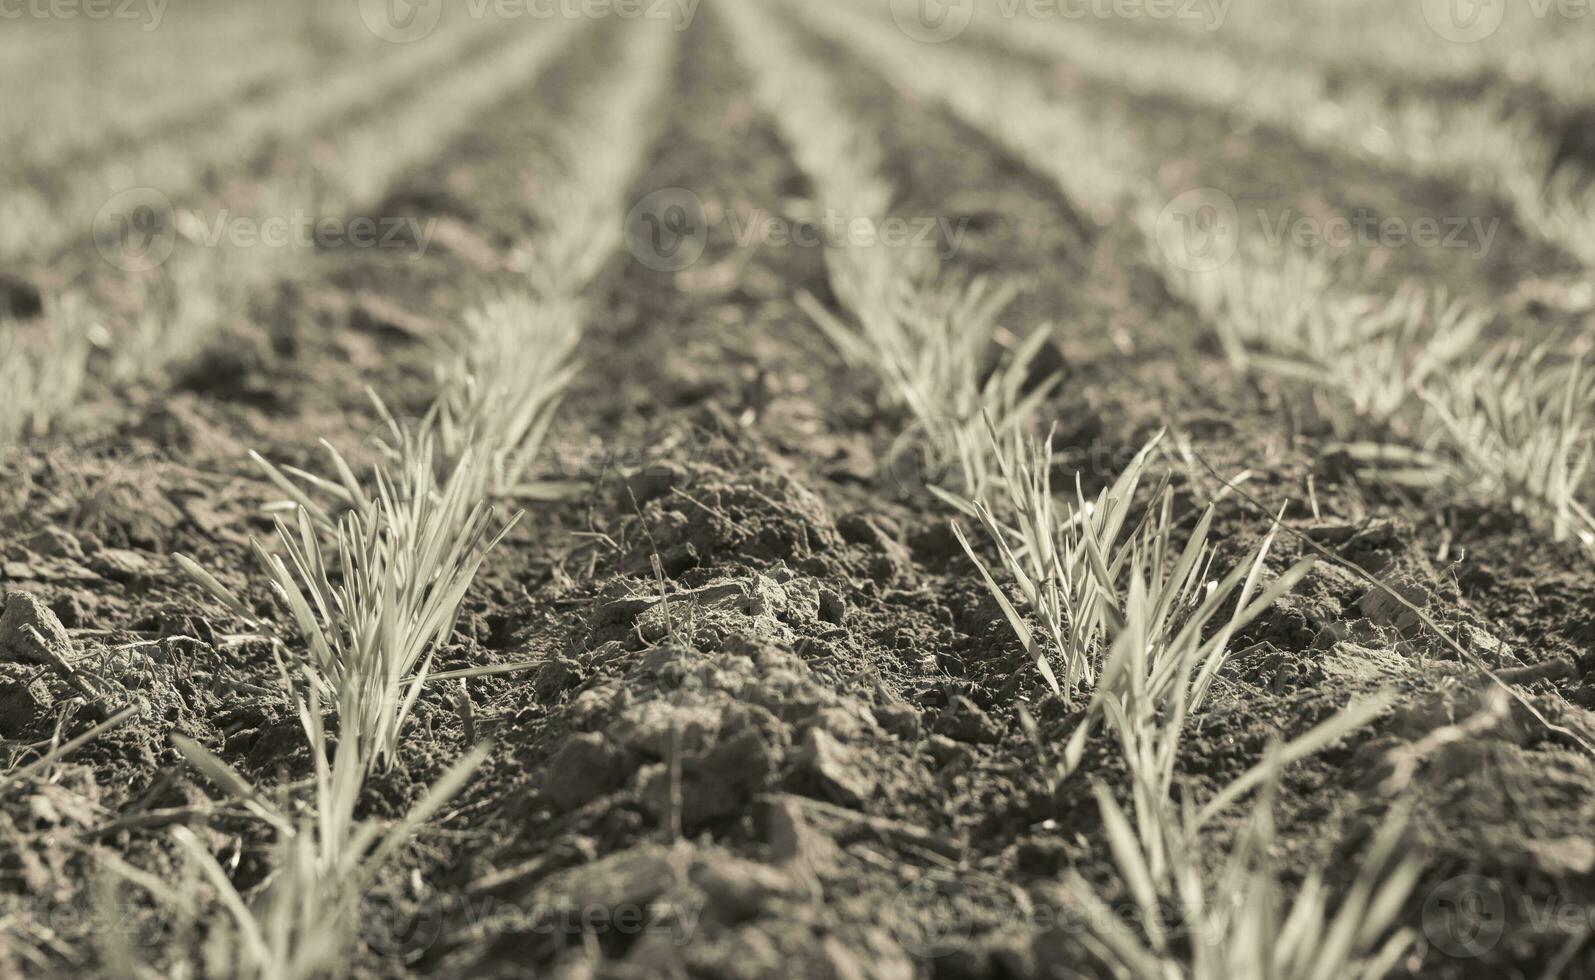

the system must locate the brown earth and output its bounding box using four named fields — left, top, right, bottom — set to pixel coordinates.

left=3, top=8, right=1595, bottom=980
